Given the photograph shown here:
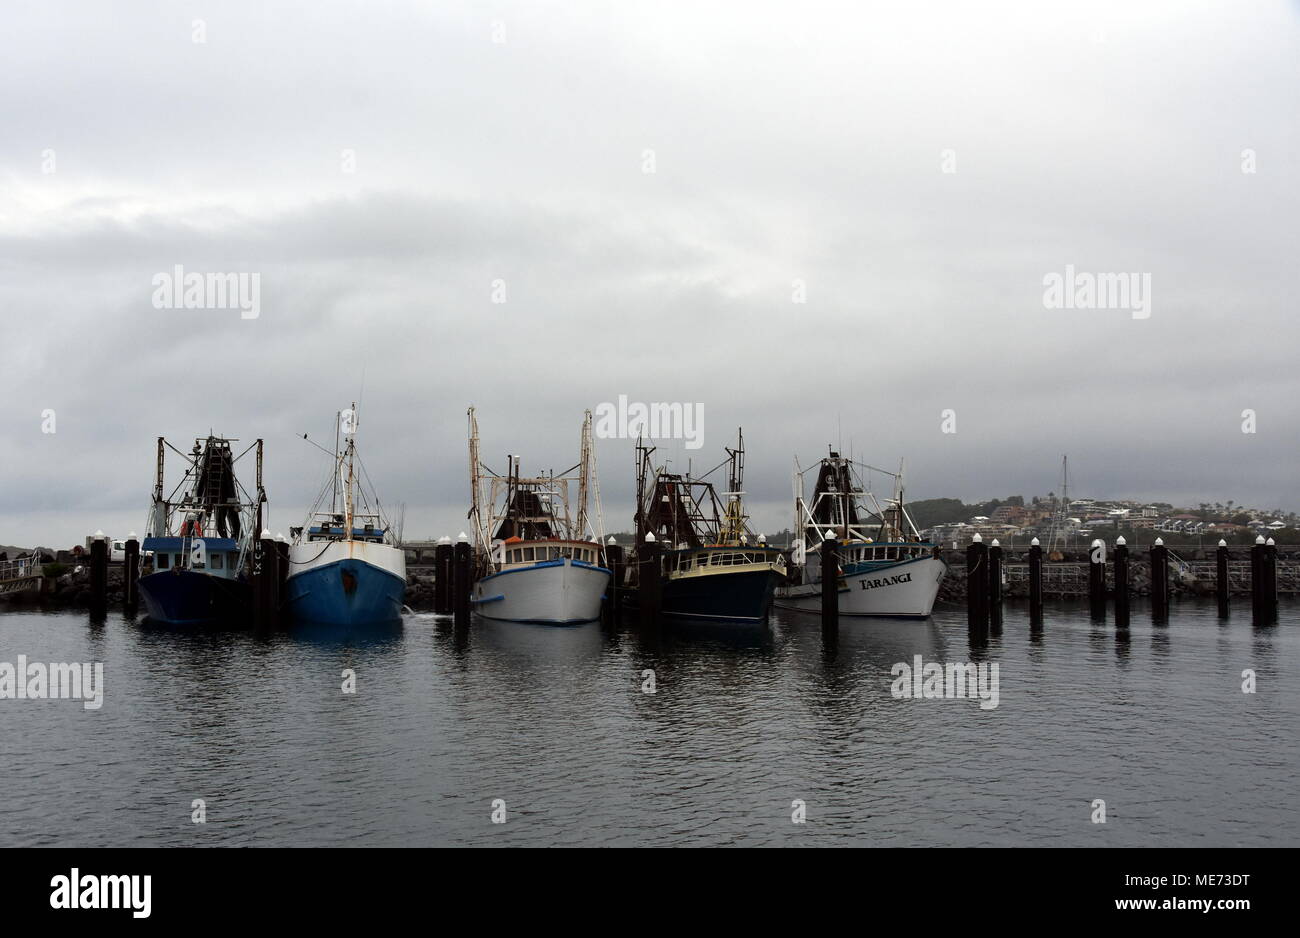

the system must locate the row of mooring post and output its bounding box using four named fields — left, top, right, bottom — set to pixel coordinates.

left=429, top=533, right=472, bottom=625
left=88, top=529, right=143, bottom=614
left=1251, top=536, right=1279, bottom=624
left=965, top=533, right=1280, bottom=630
